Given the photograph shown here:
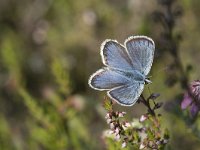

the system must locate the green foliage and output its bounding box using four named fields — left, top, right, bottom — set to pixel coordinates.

left=18, top=87, right=93, bottom=149
left=103, top=97, right=113, bottom=112
left=0, top=32, right=22, bottom=86
left=51, top=58, right=70, bottom=95
left=0, top=115, right=16, bottom=150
